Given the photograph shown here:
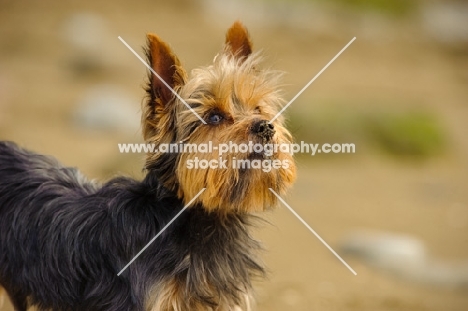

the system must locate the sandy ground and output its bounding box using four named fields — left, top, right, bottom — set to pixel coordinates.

left=1, top=0, right=467, bottom=310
